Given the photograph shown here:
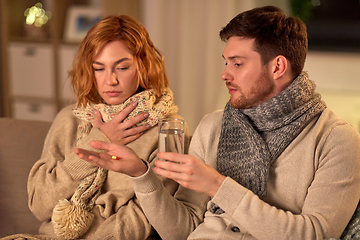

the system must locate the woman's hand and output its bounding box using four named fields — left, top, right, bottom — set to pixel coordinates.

left=93, top=102, right=150, bottom=145
left=74, top=140, right=148, bottom=177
